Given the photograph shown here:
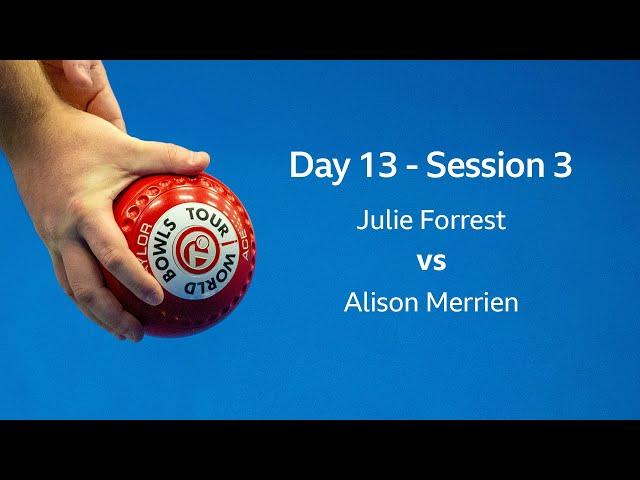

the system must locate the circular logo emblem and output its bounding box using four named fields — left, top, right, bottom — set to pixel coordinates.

left=175, top=226, right=220, bottom=275
left=147, top=202, right=239, bottom=300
